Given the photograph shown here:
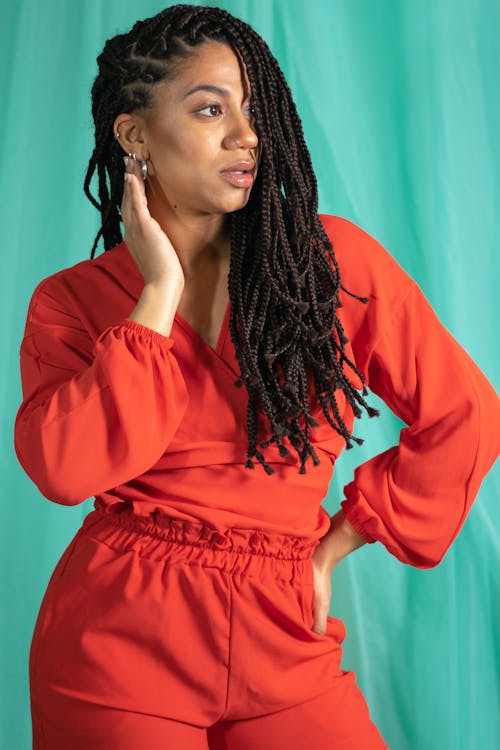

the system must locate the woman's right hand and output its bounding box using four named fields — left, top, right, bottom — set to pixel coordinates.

left=121, top=156, right=185, bottom=289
